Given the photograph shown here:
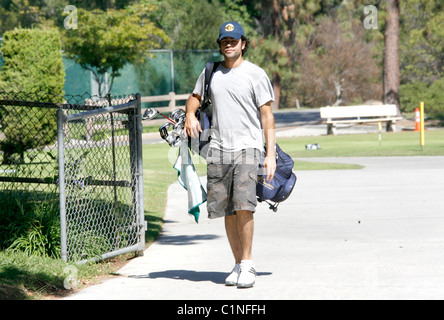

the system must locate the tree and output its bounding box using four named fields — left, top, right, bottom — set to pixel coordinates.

left=69, top=0, right=136, bottom=11
left=137, top=0, right=256, bottom=95
left=142, top=0, right=254, bottom=50
left=398, top=0, right=444, bottom=118
left=62, top=4, right=169, bottom=97
left=400, top=0, right=444, bottom=84
left=297, top=17, right=382, bottom=107
left=0, top=0, right=44, bottom=34
left=248, top=36, right=290, bottom=110
left=244, top=0, right=326, bottom=109
left=383, top=0, right=400, bottom=118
